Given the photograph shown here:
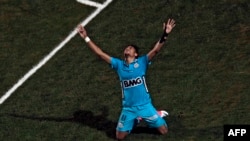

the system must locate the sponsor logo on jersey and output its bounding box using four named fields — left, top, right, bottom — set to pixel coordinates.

left=123, top=77, right=142, bottom=88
